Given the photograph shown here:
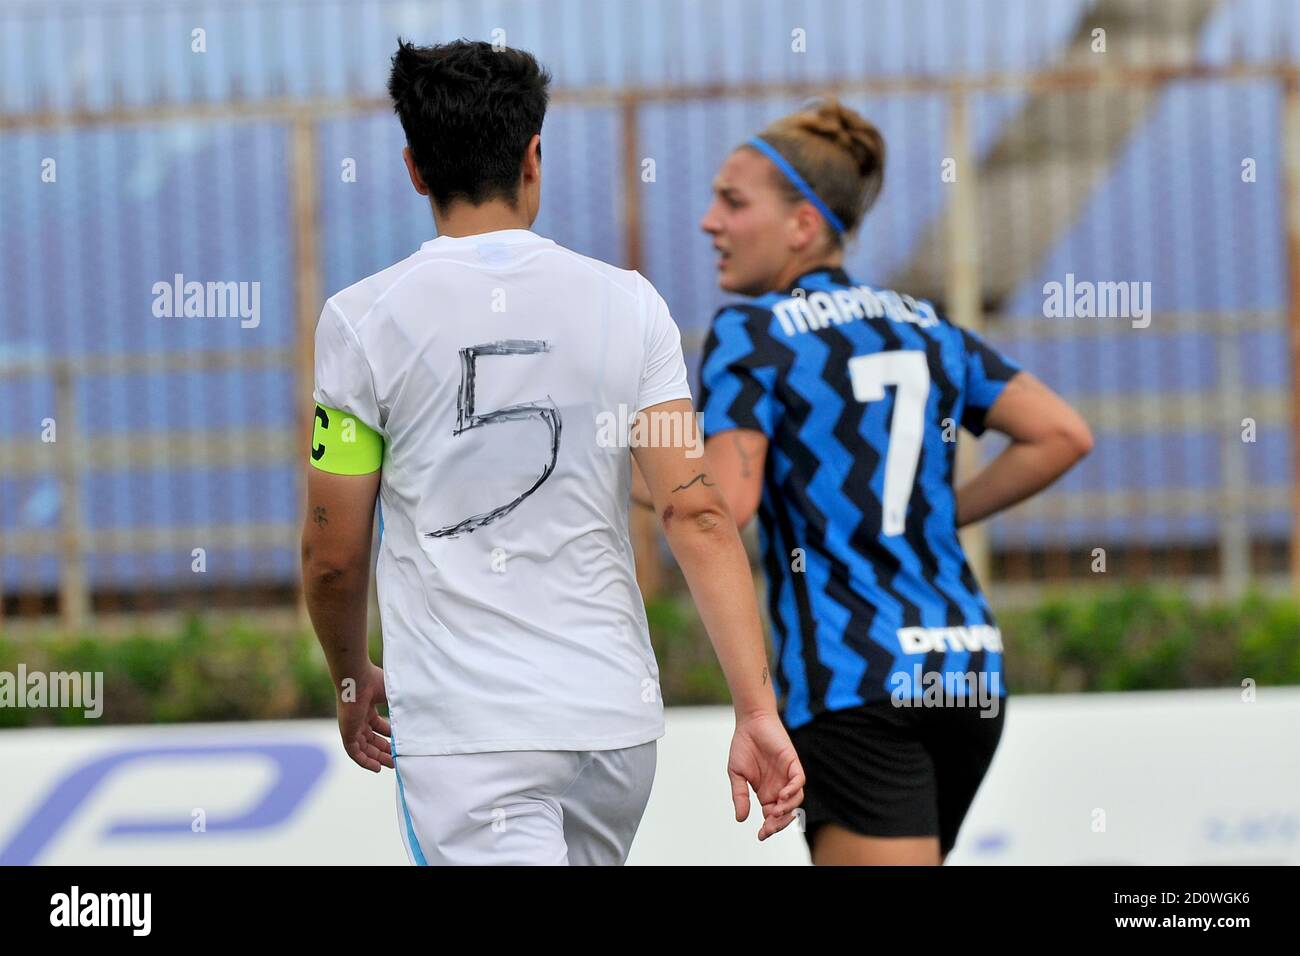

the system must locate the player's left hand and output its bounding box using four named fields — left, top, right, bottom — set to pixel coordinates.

left=337, top=662, right=395, bottom=773
left=728, top=711, right=806, bottom=840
